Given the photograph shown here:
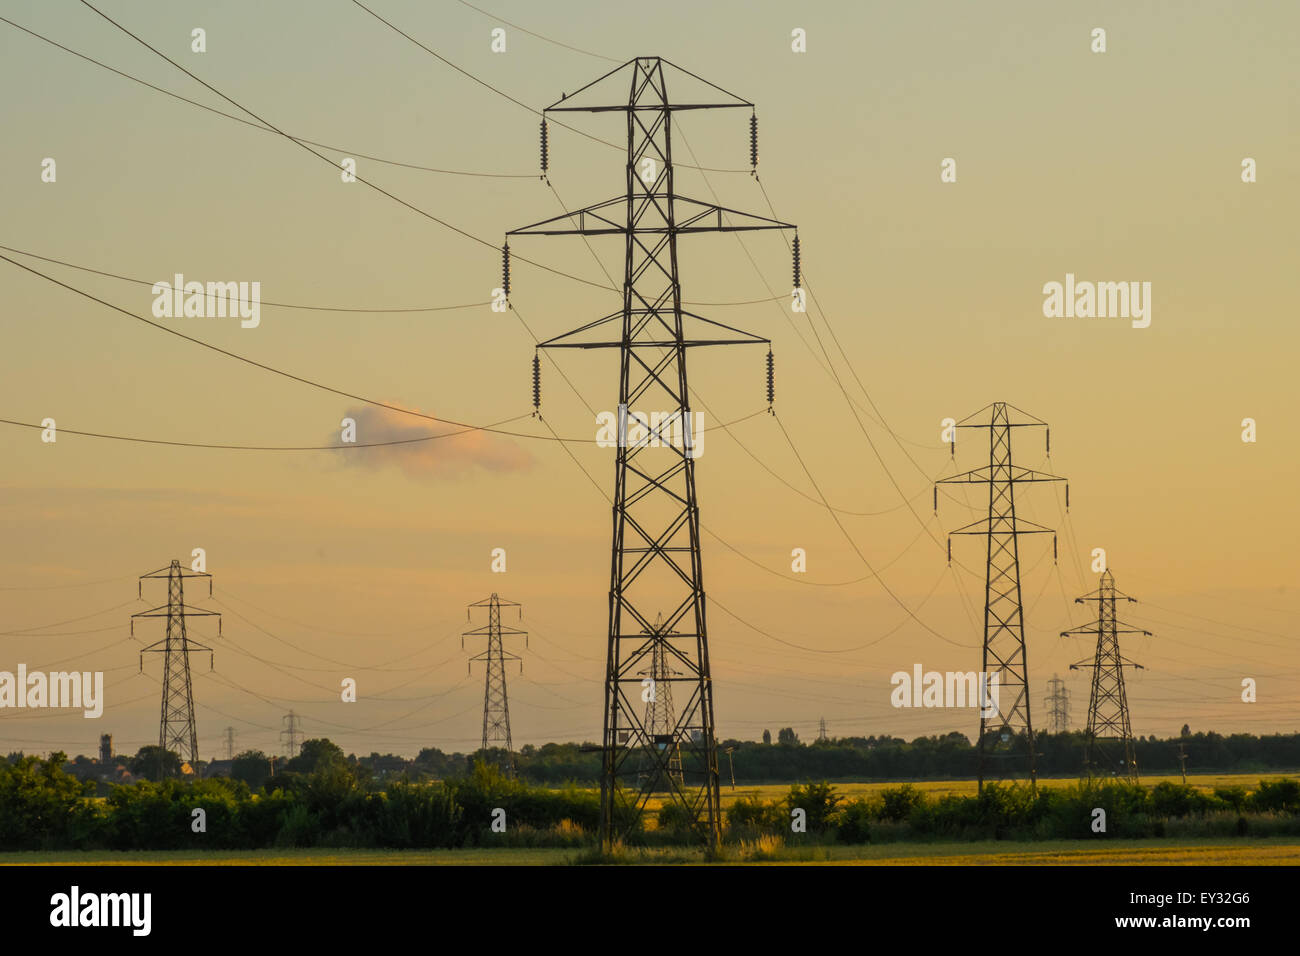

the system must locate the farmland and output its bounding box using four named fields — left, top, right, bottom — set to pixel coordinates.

left=3, top=837, right=1298, bottom=866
